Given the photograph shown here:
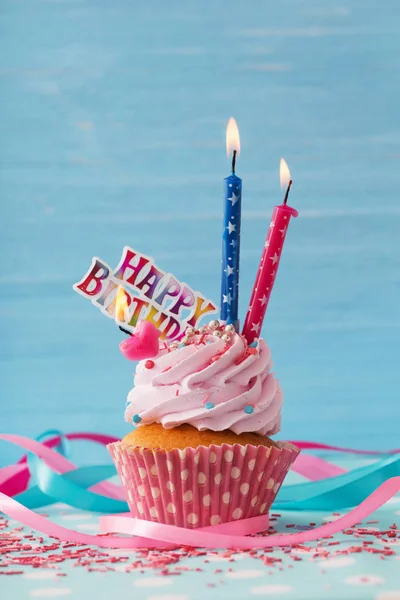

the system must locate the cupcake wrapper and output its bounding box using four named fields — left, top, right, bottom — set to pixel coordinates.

left=108, top=441, right=299, bottom=529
